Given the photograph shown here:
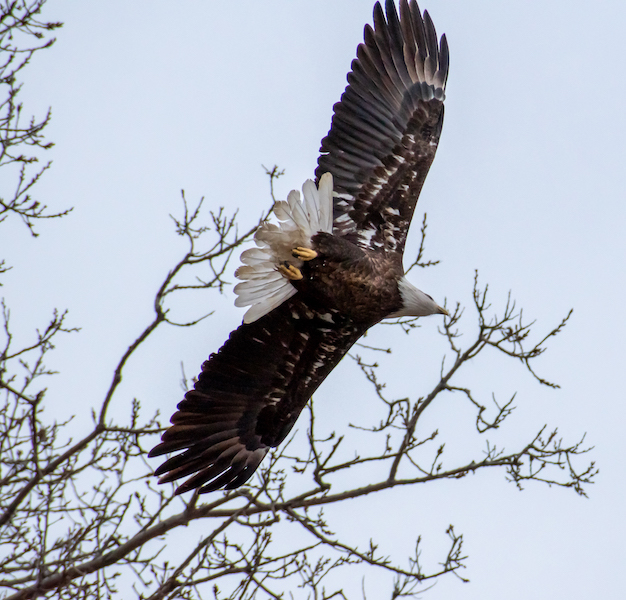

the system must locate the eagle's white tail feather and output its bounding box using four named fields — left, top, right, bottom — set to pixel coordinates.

left=234, top=272, right=283, bottom=292
left=235, top=173, right=334, bottom=323
left=318, top=173, right=334, bottom=232
left=235, top=265, right=276, bottom=280
left=234, top=278, right=287, bottom=307
left=301, top=180, right=320, bottom=233
left=286, top=190, right=312, bottom=237
left=239, top=247, right=270, bottom=263
left=243, top=286, right=297, bottom=323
